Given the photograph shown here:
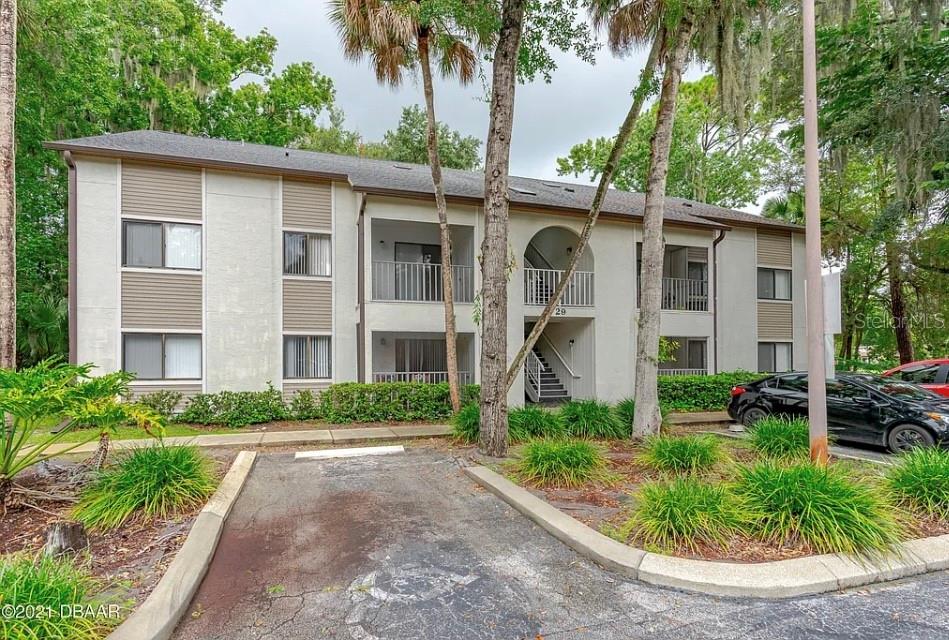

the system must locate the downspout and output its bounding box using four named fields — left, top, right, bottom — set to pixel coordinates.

left=356, top=195, right=367, bottom=382
left=711, top=228, right=727, bottom=374
left=65, top=151, right=77, bottom=364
